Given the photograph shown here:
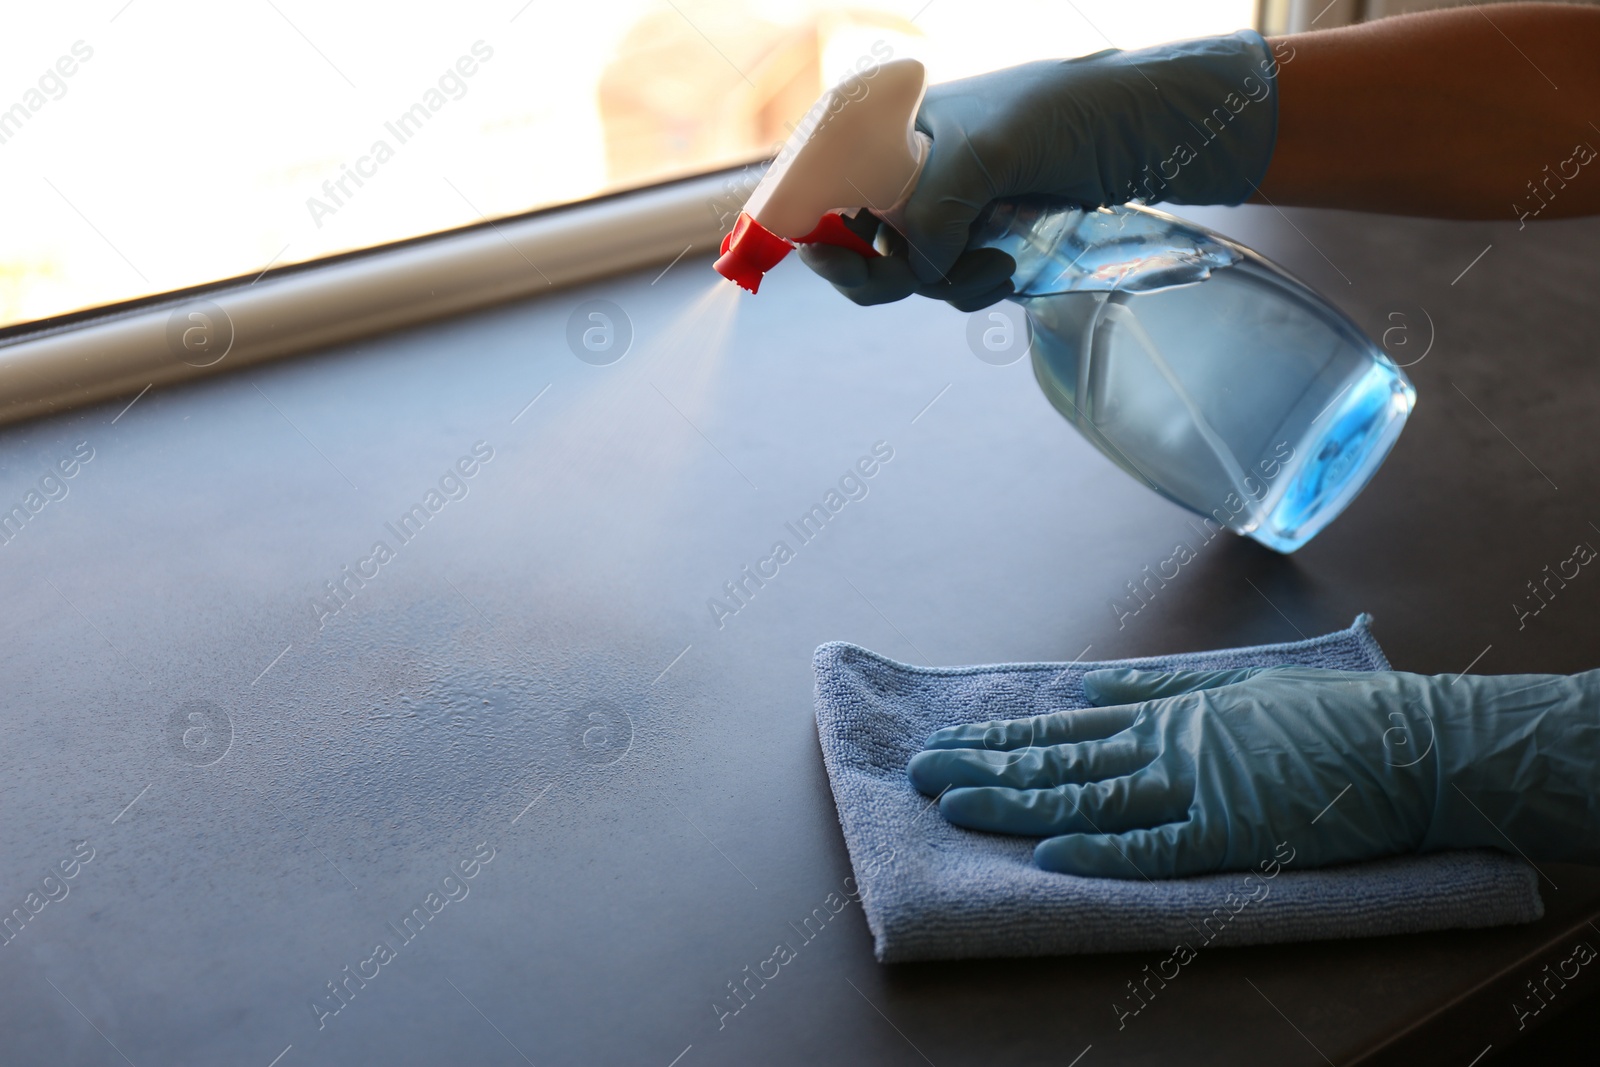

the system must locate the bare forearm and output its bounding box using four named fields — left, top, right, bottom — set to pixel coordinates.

left=1257, top=4, right=1600, bottom=219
